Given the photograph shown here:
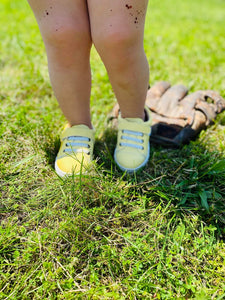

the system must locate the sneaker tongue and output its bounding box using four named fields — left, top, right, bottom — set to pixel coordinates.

left=126, top=118, right=144, bottom=124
